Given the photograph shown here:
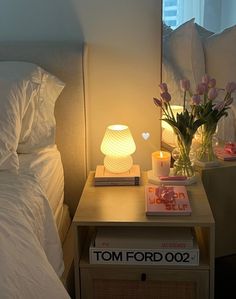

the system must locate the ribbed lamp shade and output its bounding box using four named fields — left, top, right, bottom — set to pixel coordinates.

left=100, top=124, right=136, bottom=173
